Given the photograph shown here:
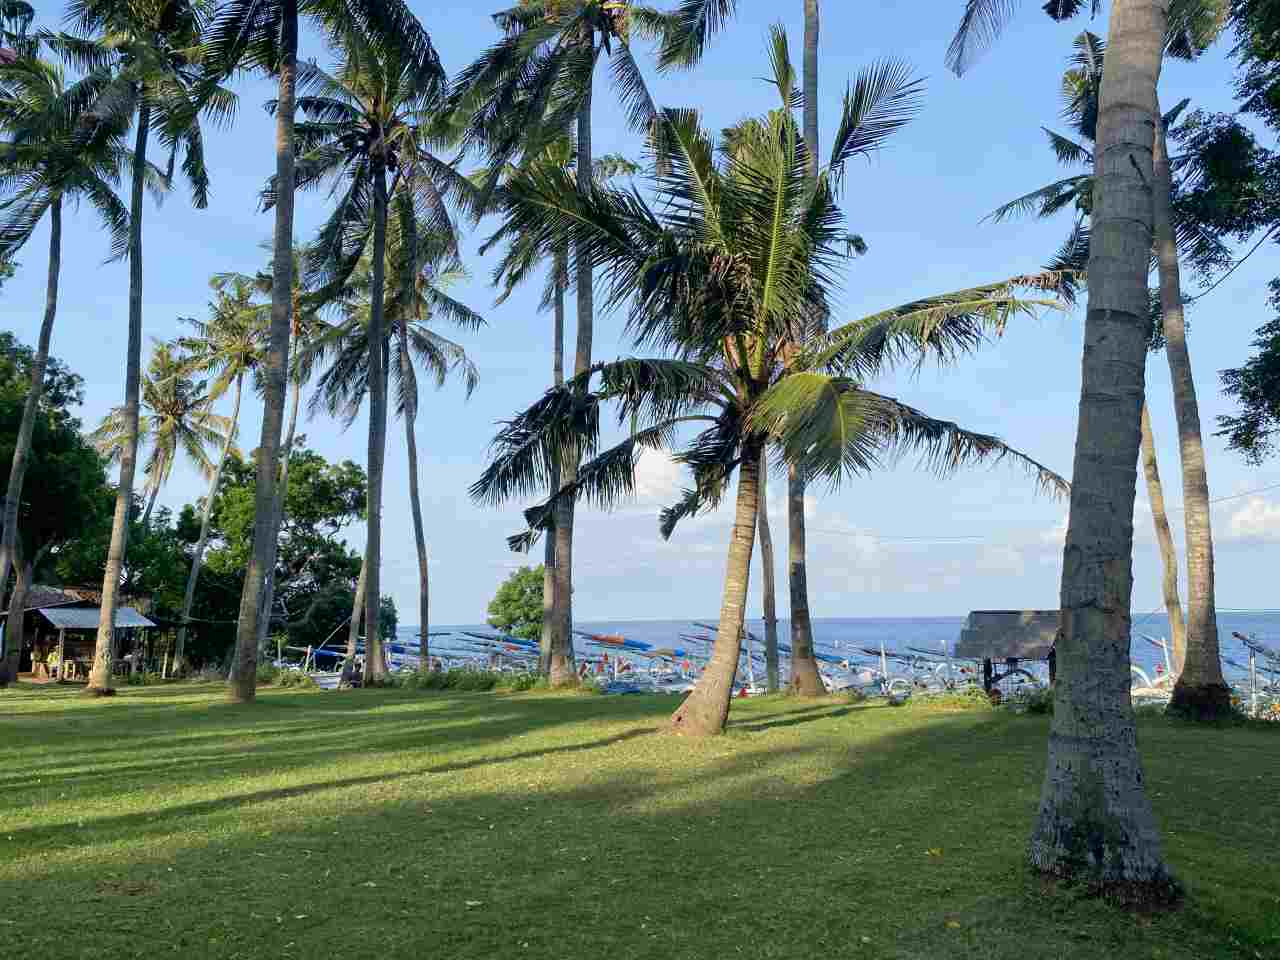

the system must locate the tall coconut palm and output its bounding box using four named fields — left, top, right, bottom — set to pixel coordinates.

left=455, top=0, right=669, bottom=686
left=473, top=43, right=1069, bottom=736
left=479, top=135, right=638, bottom=674
left=48, top=0, right=234, bottom=695
left=0, top=54, right=129, bottom=645
left=988, top=31, right=1191, bottom=667
left=307, top=218, right=482, bottom=664
left=948, top=0, right=1182, bottom=894
left=170, top=275, right=265, bottom=672
left=264, top=15, right=448, bottom=682
left=92, top=340, right=230, bottom=527
left=205, top=0, right=435, bottom=703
